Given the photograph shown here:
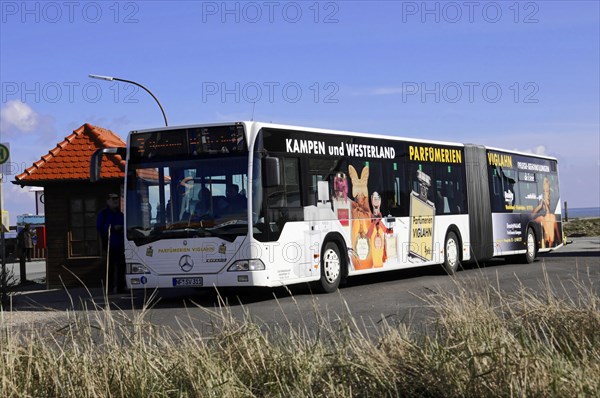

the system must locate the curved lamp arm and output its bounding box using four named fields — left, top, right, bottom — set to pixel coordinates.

left=89, top=74, right=168, bottom=127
